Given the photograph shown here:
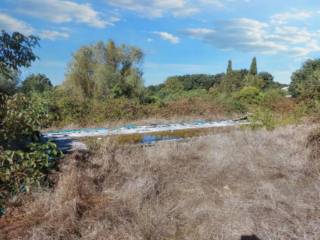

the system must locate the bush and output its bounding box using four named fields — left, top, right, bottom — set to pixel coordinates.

left=0, top=94, right=62, bottom=215
left=212, top=91, right=247, bottom=113
left=235, top=86, right=262, bottom=105
left=249, top=108, right=276, bottom=131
